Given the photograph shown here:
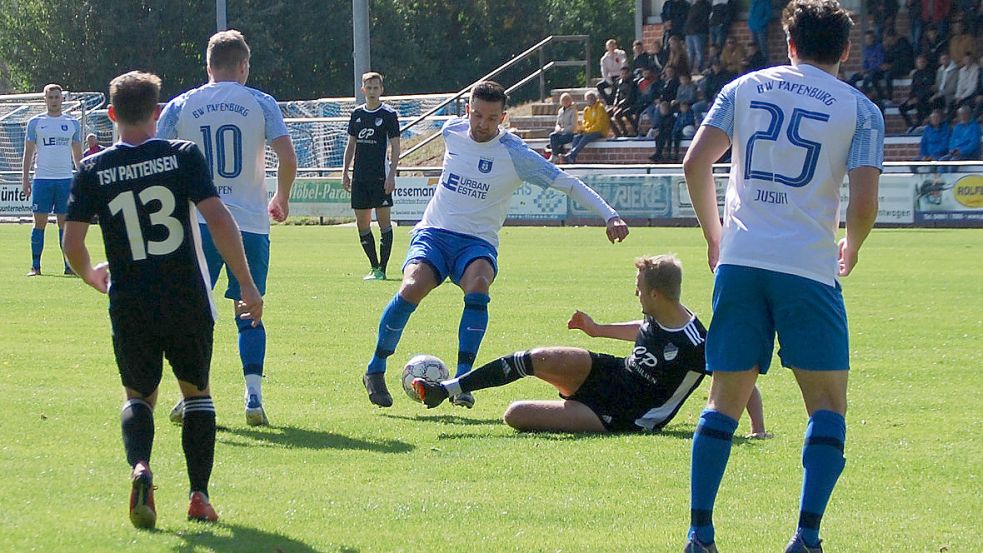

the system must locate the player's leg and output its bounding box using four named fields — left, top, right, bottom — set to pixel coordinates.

left=228, top=232, right=270, bottom=425
left=502, top=400, right=606, bottom=432
left=376, top=206, right=394, bottom=278
left=53, top=178, right=72, bottom=273
left=354, top=207, right=380, bottom=278
left=28, top=178, right=53, bottom=275
left=455, top=258, right=495, bottom=378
